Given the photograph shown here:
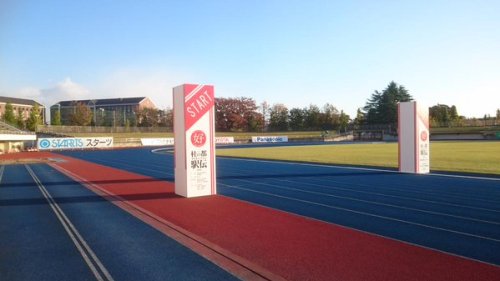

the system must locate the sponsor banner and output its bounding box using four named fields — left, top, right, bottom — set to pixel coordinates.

left=215, top=136, right=234, bottom=144
left=0, top=134, right=36, bottom=141
left=38, top=137, right=113, bottom=150
left=251, top=136, right=288, bottom=143
left=141, top=138, right=175, bottom=146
